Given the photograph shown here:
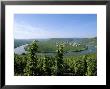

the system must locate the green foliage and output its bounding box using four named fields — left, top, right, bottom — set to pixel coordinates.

left=42, top=56, right=57, bottom=75
left=56, top=44, right=65, bottom=75
left=64, top=54, right=96, bottom=76
left=14, top=40, right=97, bottom=76
left=74, top=56, right=87, bottom=76
left=14, top=54, right=27, bottom=76
left=86, top=58, right=97, bottom=76
left=15, top=38, right=92, bottom=53
left=24, top=40, right=39, bottom=76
